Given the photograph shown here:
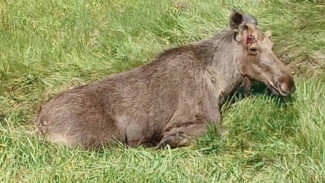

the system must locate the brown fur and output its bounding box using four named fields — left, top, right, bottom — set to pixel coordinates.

left=37, top=11, right=295, bottom=149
